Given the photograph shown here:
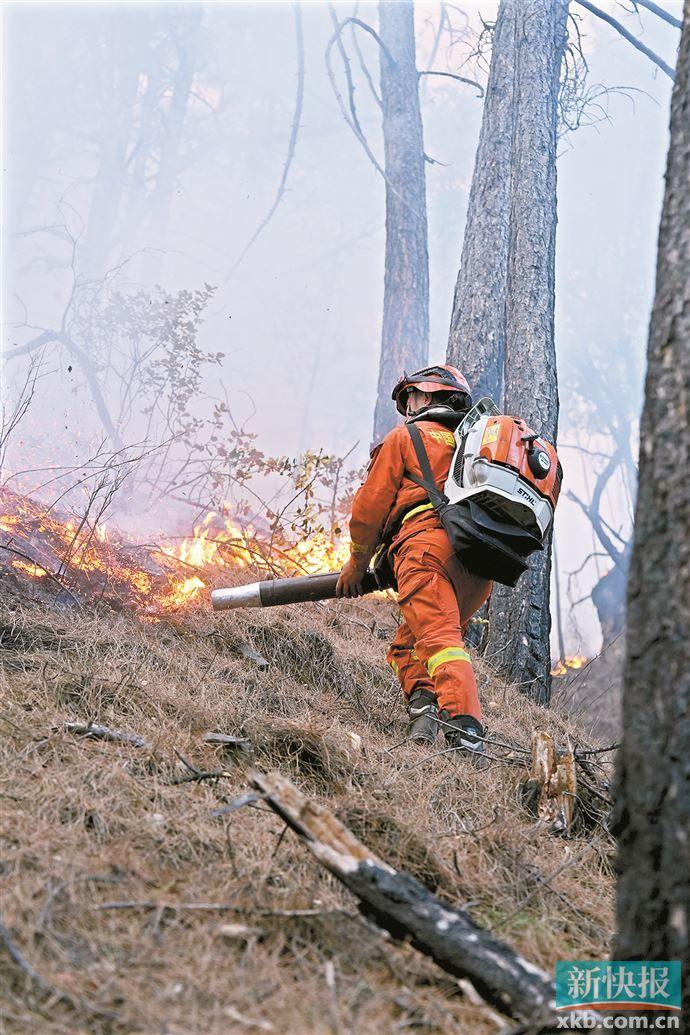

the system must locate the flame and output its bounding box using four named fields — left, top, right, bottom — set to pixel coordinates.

left=1, top=489, right=353, bottom=618
left=160, top=509, right=352, bottom=582
left=11, top=558, right=44, bottom=578
left=550, top=654, right=588, bottom=677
